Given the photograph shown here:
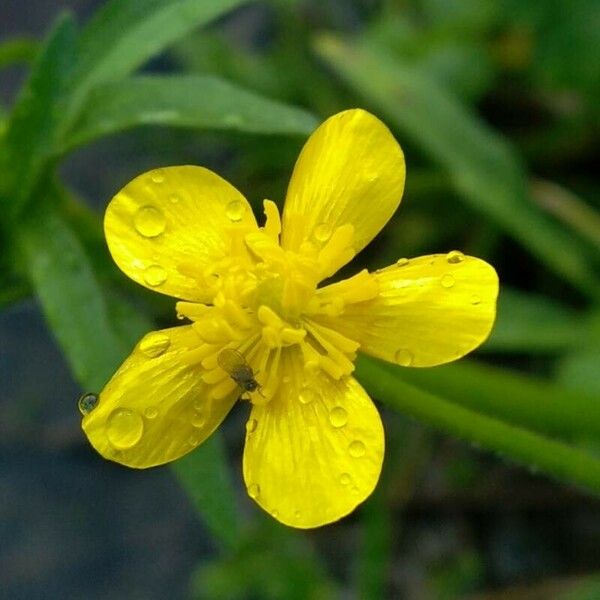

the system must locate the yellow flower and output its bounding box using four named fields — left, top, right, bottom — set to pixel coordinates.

left=81, top=109, right=498, bottom=528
